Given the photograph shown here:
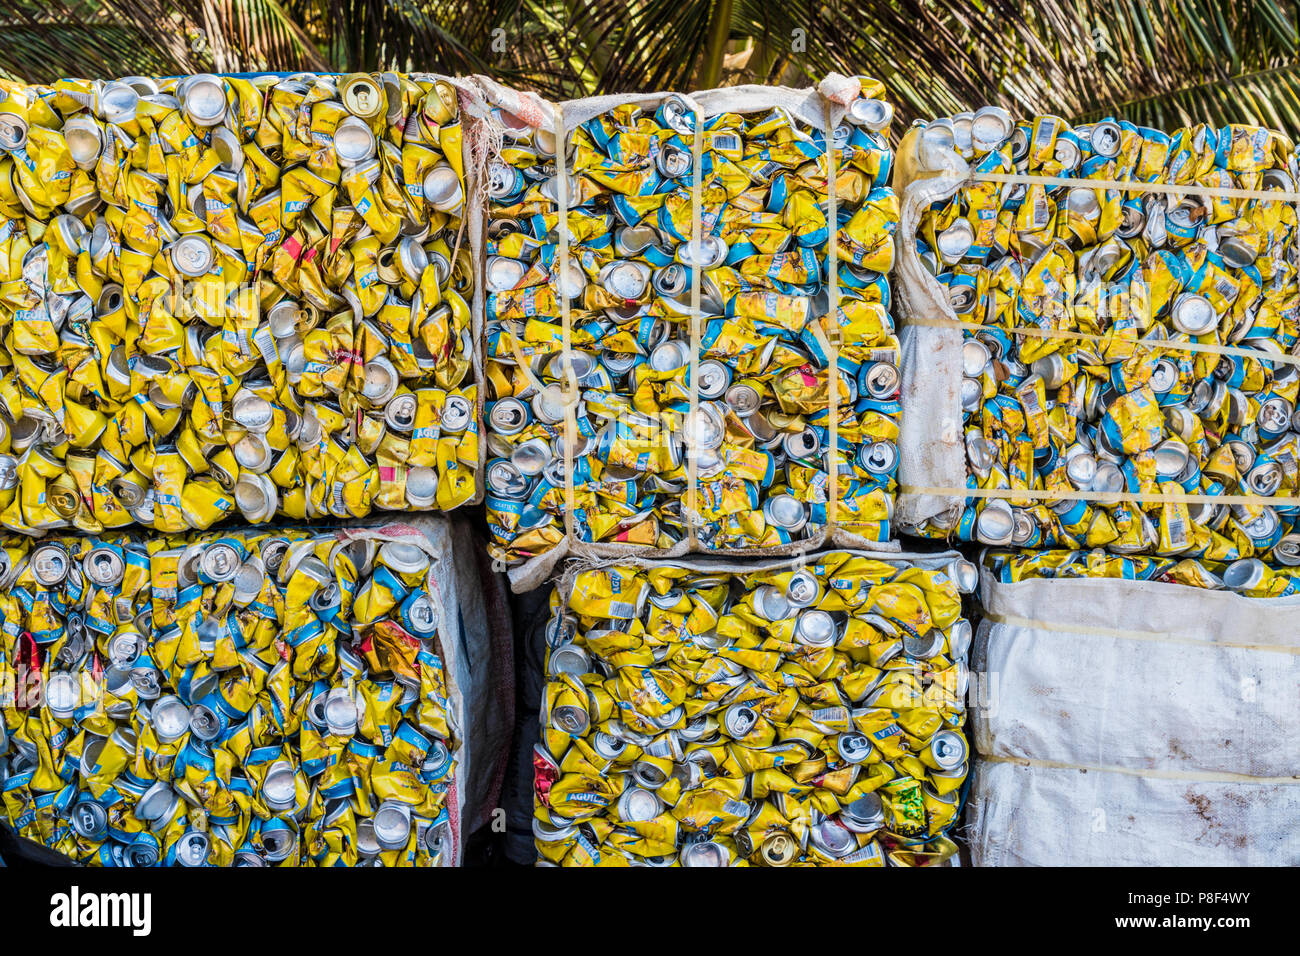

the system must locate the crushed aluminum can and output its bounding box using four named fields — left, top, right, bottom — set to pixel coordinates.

left=985, top=546, right=1300, bottom=598
left=0, top=73, right=482, bottom=536
left=534, top=550, right=976, bottom=866
left=483, top=79, right=902, bottom=572
left=906, top=109, right=1300, bottom=563
left=0, top=526, right=458, bottom=866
